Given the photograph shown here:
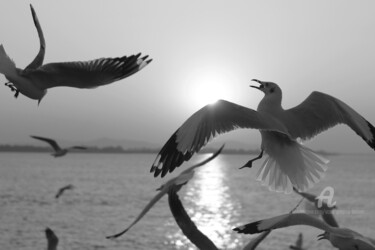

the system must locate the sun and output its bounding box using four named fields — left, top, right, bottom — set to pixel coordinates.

left=189, top=75, right=228, bottom=108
